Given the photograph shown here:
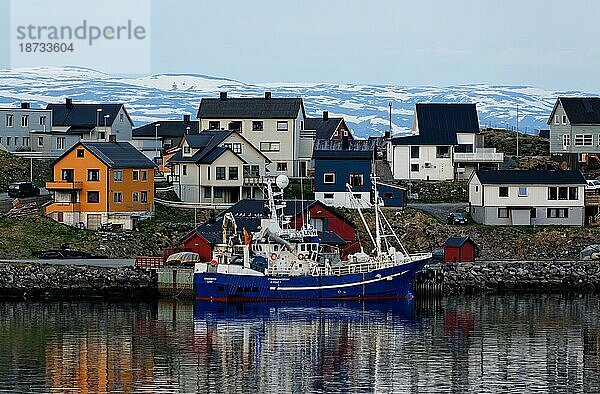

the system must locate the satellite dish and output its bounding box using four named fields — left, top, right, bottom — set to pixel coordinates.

left=276, top=174, right=289, bottom=190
